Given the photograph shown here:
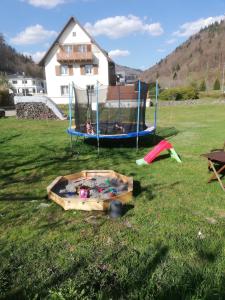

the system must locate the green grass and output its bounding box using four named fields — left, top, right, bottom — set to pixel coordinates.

left=0, top=104, right=225, bottom=299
